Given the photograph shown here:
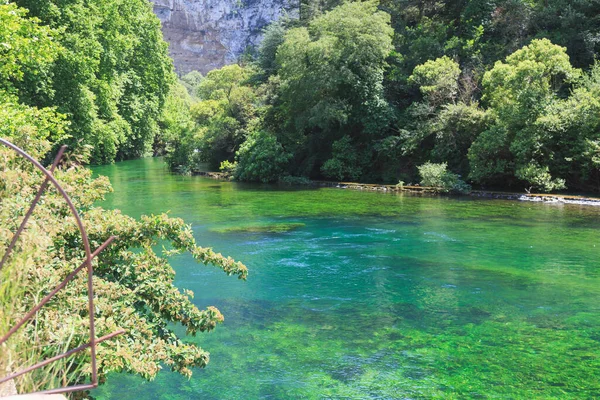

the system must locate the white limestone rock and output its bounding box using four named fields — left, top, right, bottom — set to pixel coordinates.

left=149, top=0, right=298, bottom=75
